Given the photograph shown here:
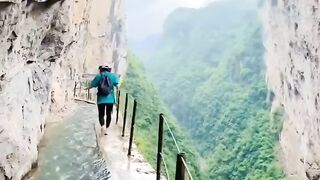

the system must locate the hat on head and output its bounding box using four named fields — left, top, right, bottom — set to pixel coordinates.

left=100, top=65, right=112, bottom=72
